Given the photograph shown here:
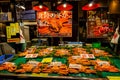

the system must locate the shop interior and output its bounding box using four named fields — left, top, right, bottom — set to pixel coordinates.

left=0, top=0, right=120, bottom=80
